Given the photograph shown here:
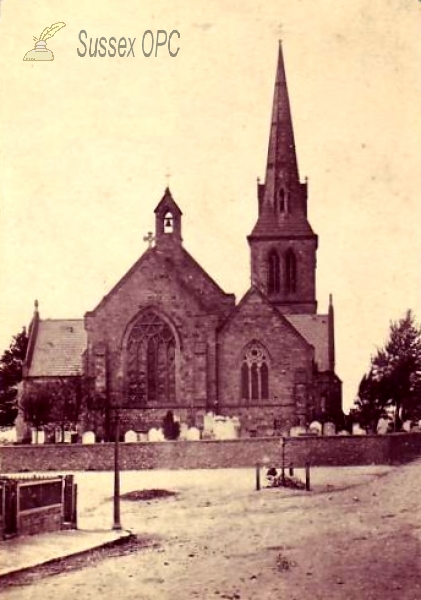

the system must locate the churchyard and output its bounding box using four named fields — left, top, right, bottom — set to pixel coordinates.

left=2, top=461, right=421, bottom=599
